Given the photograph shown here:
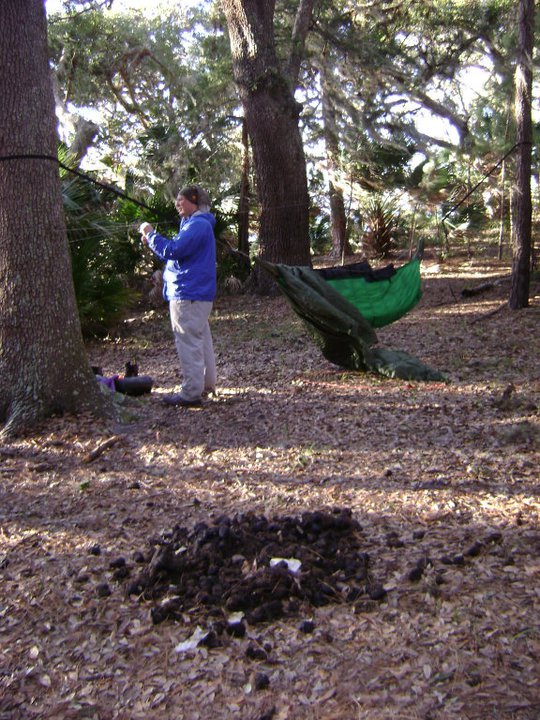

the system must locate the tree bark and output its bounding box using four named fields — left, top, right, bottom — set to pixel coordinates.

left=221, top=0, right=312, bottom=292
left=0, top=0, right=106, bottom=436
left=237, top=118, right=251, bottom=256
left=288, top=0, right=318, bottom=87
left=509, top=0, right=534, bottom=309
